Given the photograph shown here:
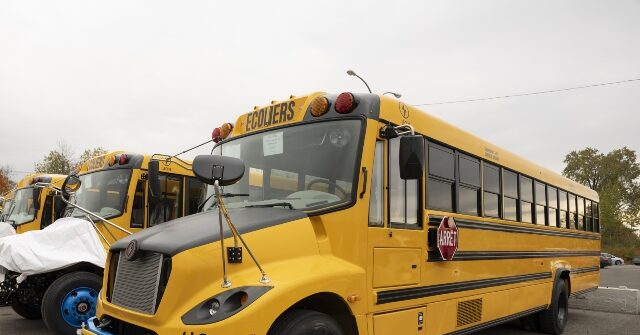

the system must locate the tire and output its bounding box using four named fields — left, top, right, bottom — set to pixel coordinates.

left=41, top=272, right=102, bottom=335
left=537, top=279, right=569, bottom=335
left=11, top=299, right=42, bottom=320
left=615, top=260, right=622, bottom=265
left=269, top=309, right=344, bottom=335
